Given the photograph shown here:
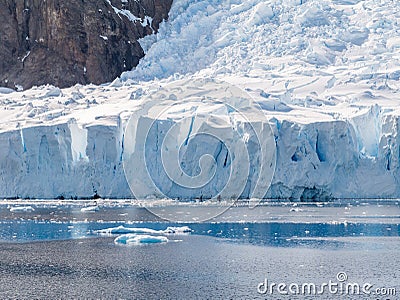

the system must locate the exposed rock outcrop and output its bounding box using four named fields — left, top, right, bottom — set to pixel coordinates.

left=0, top=0, right=173, bottom=90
